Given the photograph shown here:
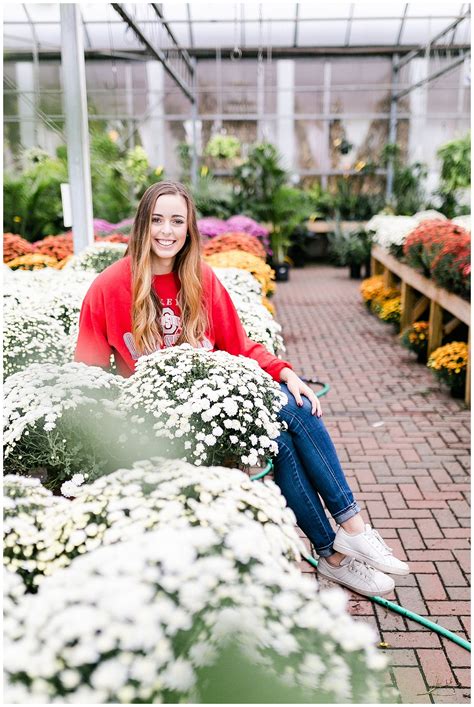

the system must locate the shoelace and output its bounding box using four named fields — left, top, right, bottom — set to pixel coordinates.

left=366, top=527, right=393, bottom=556
left=347, top=558, right=374, bottom=581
